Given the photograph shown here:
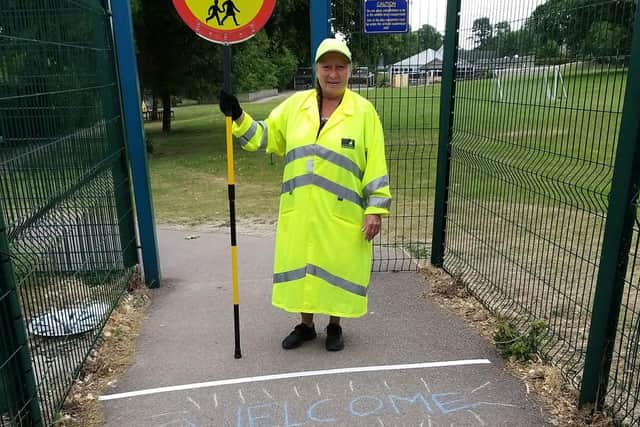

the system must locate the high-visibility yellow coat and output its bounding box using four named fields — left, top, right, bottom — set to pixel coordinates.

left=233, top=88, right=392, bottom=317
